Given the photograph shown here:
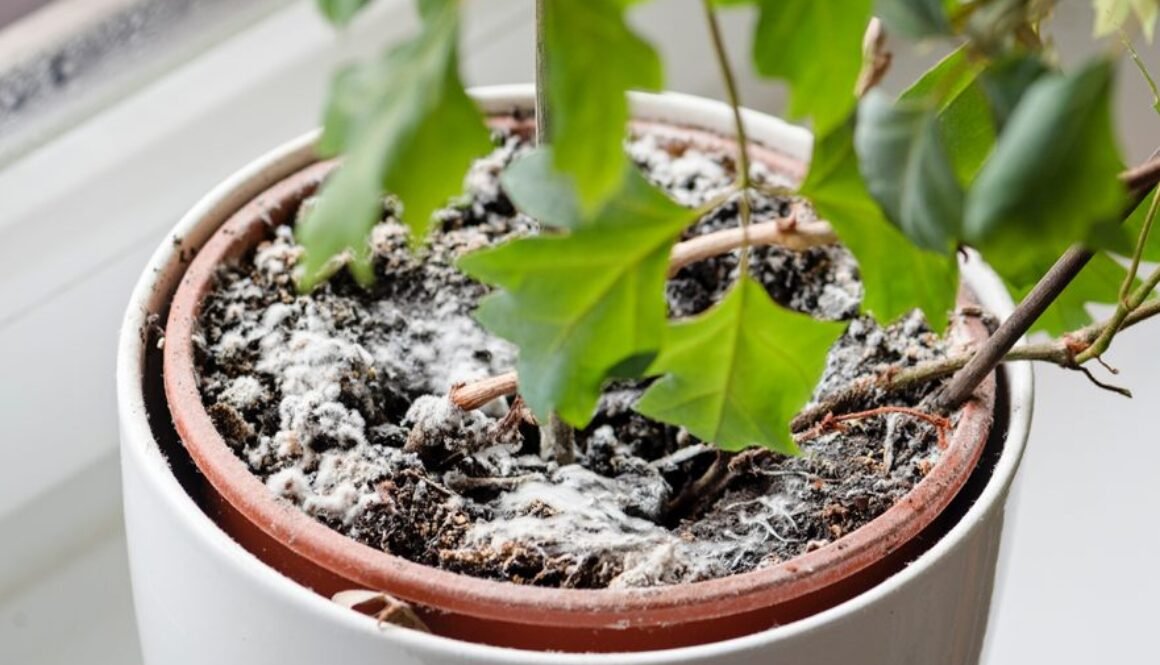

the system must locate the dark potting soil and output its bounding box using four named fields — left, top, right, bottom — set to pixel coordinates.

left=193, top=125, right=958, bottom=589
